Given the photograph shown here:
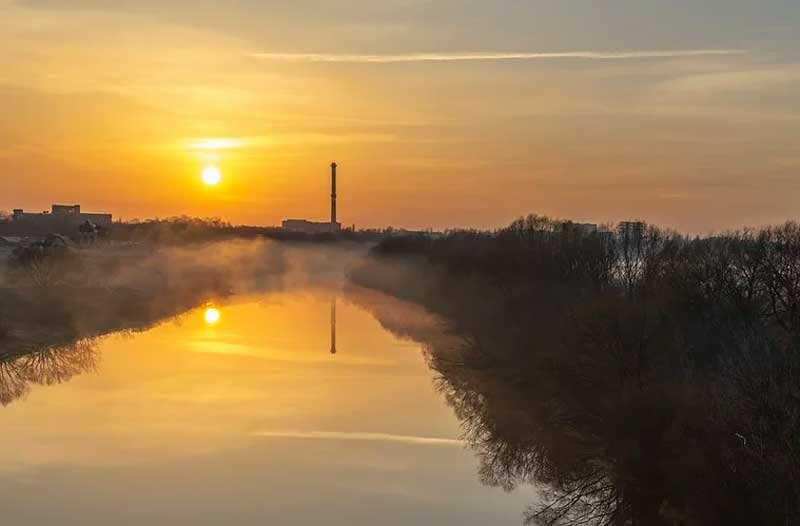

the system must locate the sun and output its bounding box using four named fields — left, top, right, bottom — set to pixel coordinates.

left=202, top=165, right=222, bottom=186
left=204, top=307, right=221, bottom=325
